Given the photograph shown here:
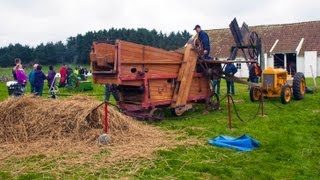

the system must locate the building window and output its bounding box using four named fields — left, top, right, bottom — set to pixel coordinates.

left=236, top=63, right=241, bottom=69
